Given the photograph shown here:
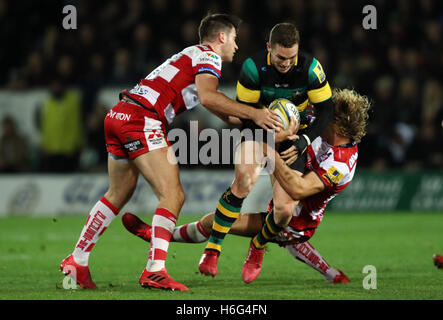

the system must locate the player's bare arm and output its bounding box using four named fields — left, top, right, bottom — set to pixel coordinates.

left=196, top=73, right=283, bottom=131
left=267, top=148, right=325, bottom=200
left=206, top=108, right=243, bottom=126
